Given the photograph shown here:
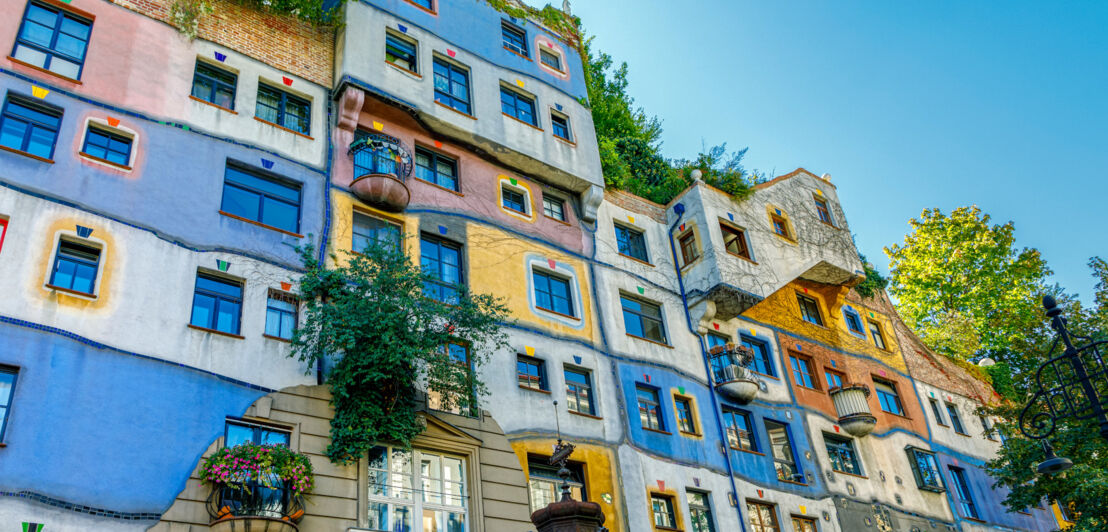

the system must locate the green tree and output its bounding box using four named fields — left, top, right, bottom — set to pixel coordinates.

left=289, top=241, right=509, bottom=464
